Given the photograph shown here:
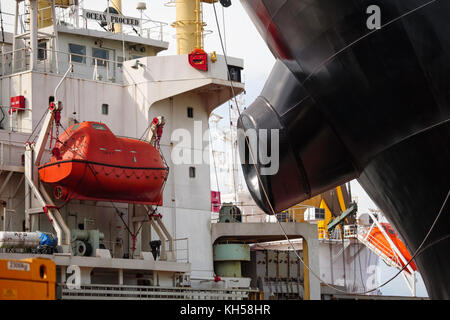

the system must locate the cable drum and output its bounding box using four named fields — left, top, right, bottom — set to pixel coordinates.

left=73, top=240, right=92, bottom=257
